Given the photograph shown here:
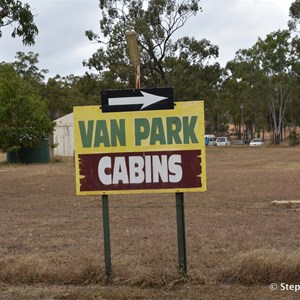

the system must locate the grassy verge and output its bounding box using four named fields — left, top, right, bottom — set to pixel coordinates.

left=219, top=247, right=300, bottom=285
left=0, top=254, right=206, bottom=288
